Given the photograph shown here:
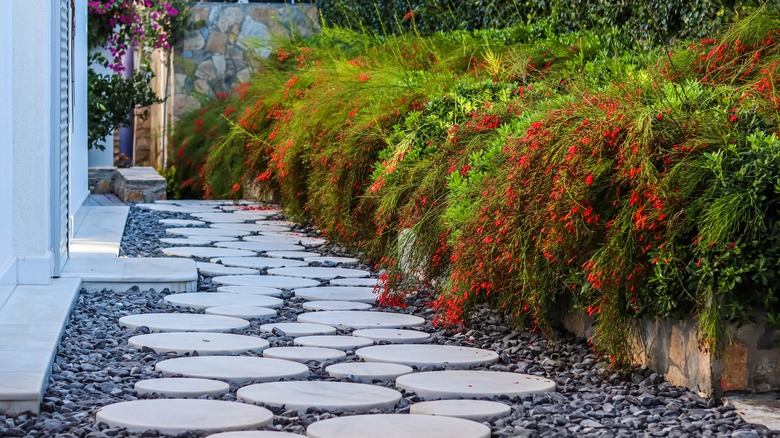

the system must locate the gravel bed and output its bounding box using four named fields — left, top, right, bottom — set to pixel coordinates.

left=0, top=205, right=776, bottom=437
